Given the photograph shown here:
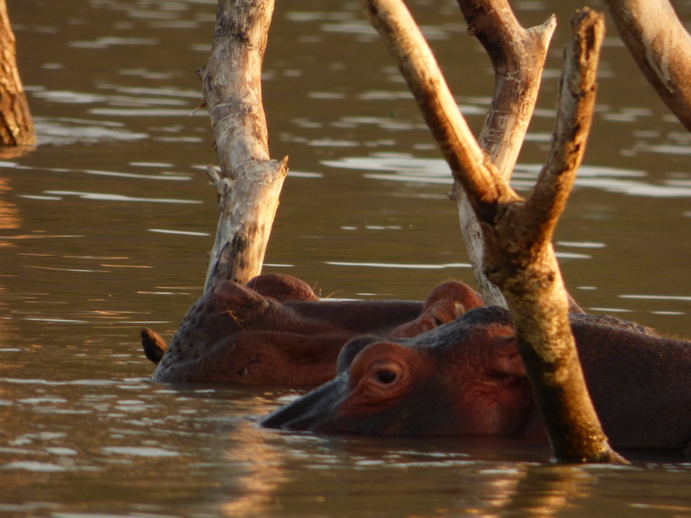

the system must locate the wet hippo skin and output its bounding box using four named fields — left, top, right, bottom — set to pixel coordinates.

left=142, top=274, right=483, bottom=385
left=262, top=306, right=691, bottom=451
